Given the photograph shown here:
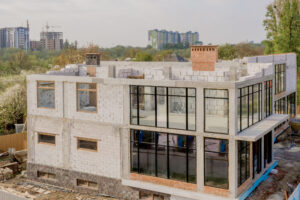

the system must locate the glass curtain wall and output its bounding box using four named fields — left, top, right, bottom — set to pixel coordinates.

left=238, top=141, right=250, bottom=186
left=130, top=86, right=196, bottom=131
left=238, top=83, right=262, bottom=132
left=287, top=93, right=296, bottom=118
left=130, top=129, right=196, bottom=183
left=264, top=80, right=273, bottom=117
left=275, top=64, right=286, bottom=94
left=204, top=89, right=229, bottom=134
left=274, top=97, right=286, bottom=114
left=204, top=138, right=228, bottom=189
